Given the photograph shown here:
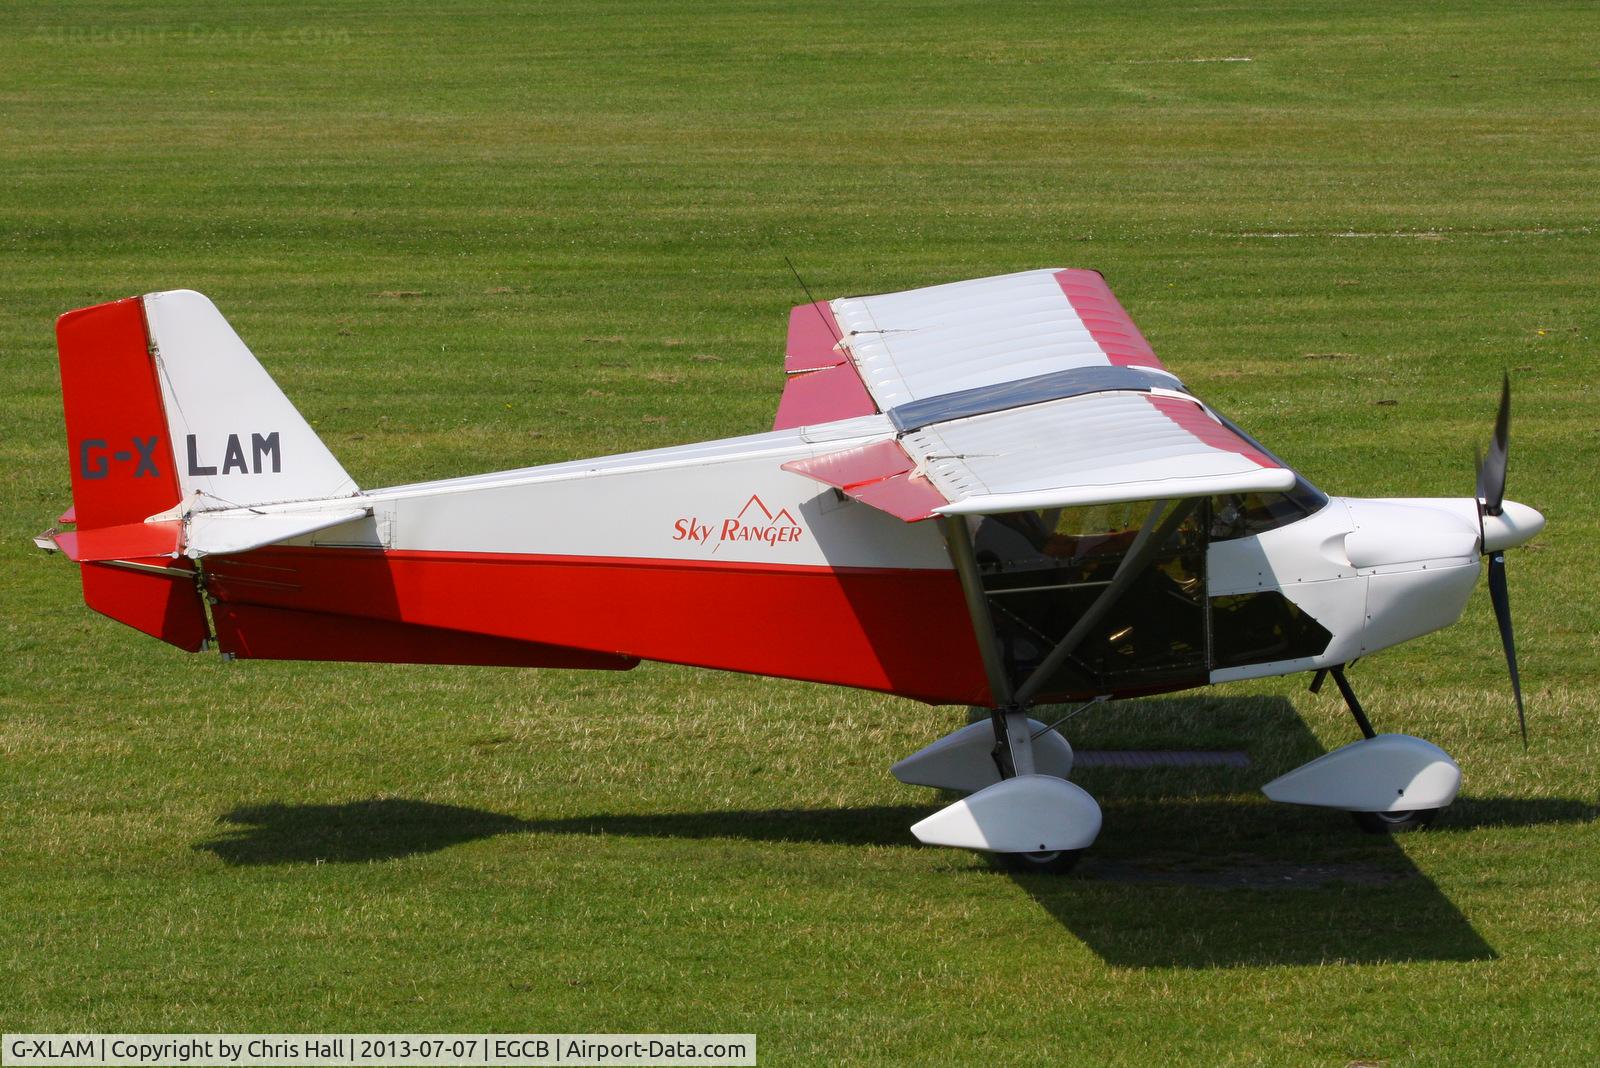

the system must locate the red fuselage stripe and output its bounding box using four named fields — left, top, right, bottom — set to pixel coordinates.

left=205, top=546, right=993, bottom=705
